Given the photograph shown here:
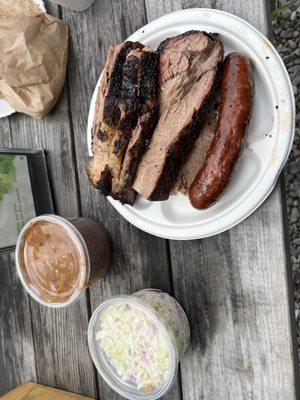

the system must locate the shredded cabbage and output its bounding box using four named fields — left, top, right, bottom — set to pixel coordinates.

left=96, top=303, right=170, bottom=392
